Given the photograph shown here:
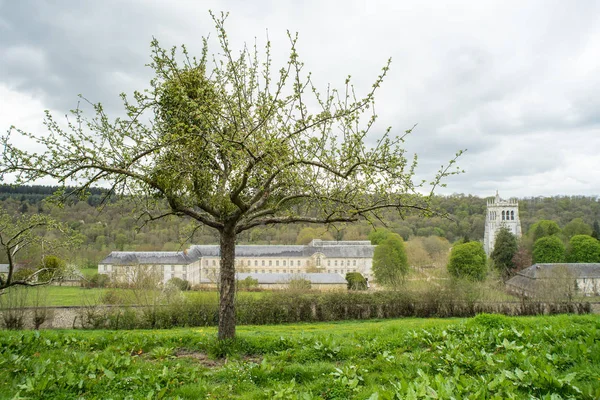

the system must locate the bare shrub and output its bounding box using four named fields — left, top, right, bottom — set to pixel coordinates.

left=0, top=287, right=28, bottom=329
left=31, top=286, right=53, bottom=329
